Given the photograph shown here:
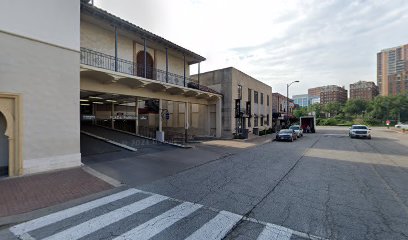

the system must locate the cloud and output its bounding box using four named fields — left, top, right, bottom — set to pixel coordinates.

left=94, top=0, right=408, bottom=96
